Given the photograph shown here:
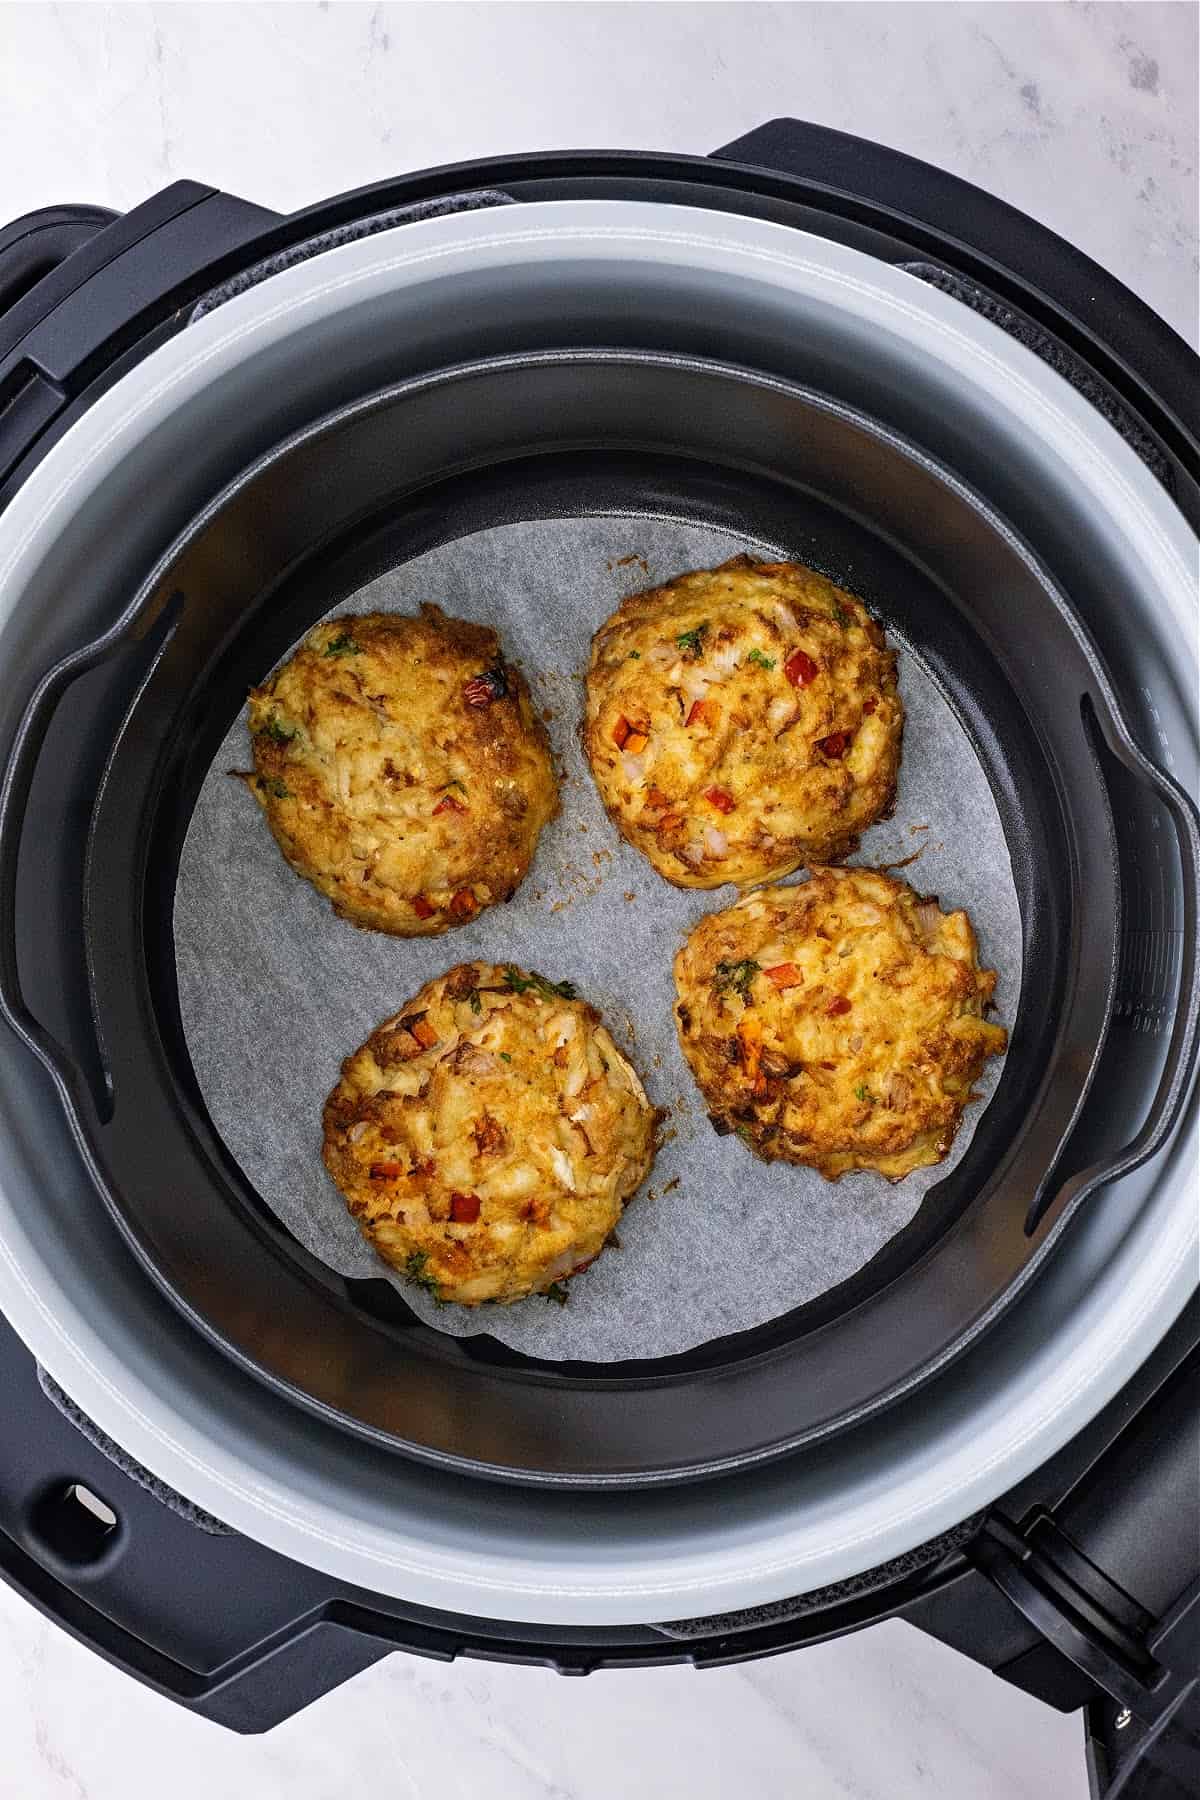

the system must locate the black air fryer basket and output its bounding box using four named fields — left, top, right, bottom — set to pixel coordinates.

left=0, top=125, right=1196, bottom=1793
